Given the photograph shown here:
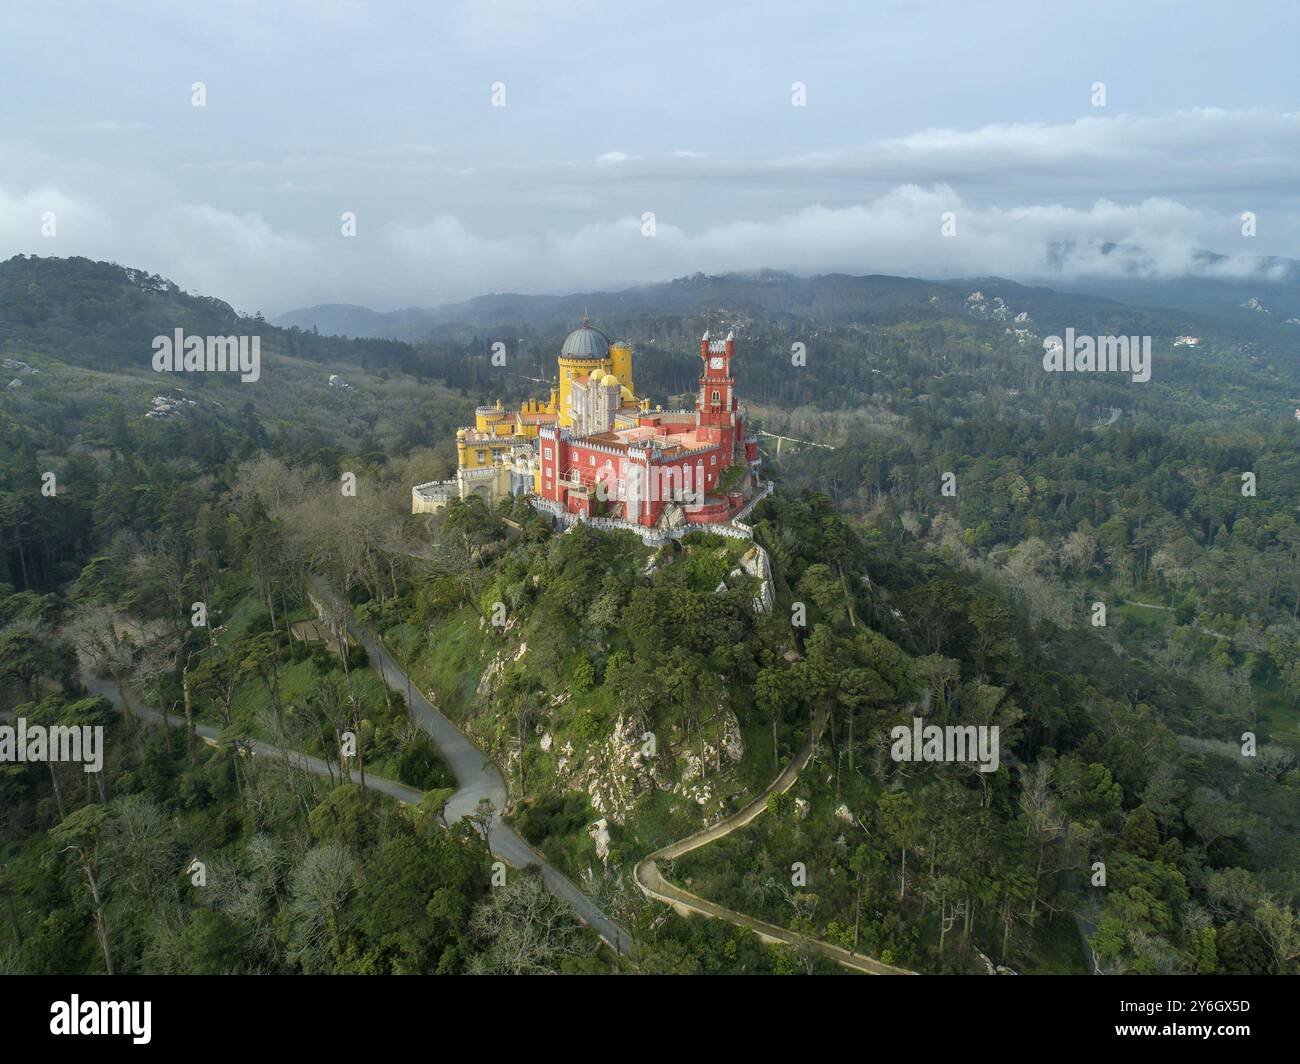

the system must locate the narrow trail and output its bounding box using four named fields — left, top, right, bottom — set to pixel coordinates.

left=633, top=708, right=916, bottom=975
